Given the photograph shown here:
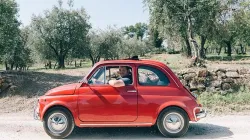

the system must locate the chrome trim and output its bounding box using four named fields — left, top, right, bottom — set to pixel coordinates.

left=163, top=112, right=184, bottom=134
left=193, top=107, right=207, bottom=121
left=80, top=123, right=152, bottom=126
left=127, top=90, right=137, bottom=93
left=47, top=113, right=68, bottom=134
